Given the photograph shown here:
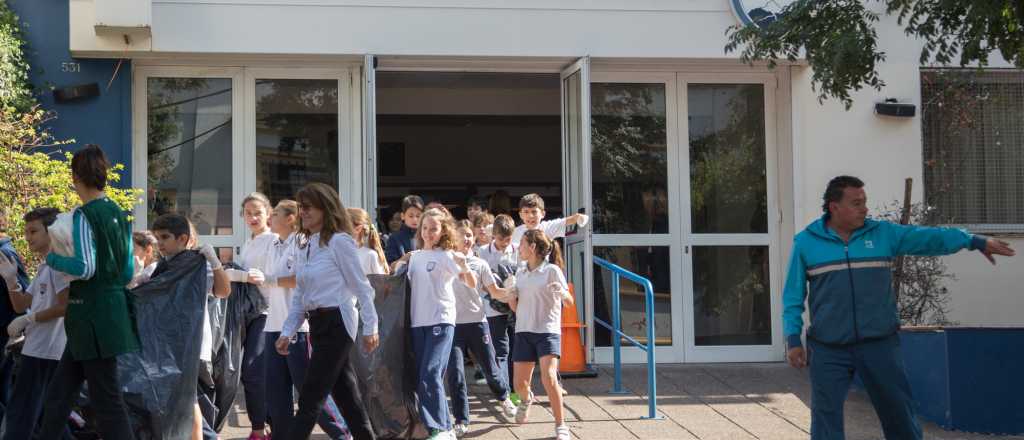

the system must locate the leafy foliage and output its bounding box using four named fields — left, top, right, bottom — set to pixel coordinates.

left=0, top=0, right=34, bottom=113
left=726, top=0, right=1024, bottom=108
